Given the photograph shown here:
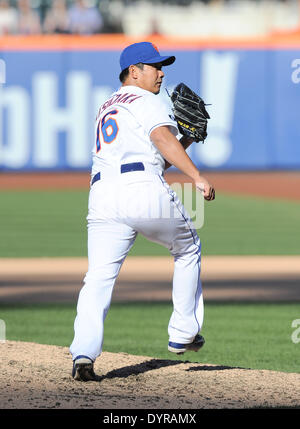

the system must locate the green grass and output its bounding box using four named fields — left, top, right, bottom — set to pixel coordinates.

left=0, top=190, right=300, bottom=257
left=0, top=190, right=88, bottom=257
left=1, top=302, right=299, bottom=373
